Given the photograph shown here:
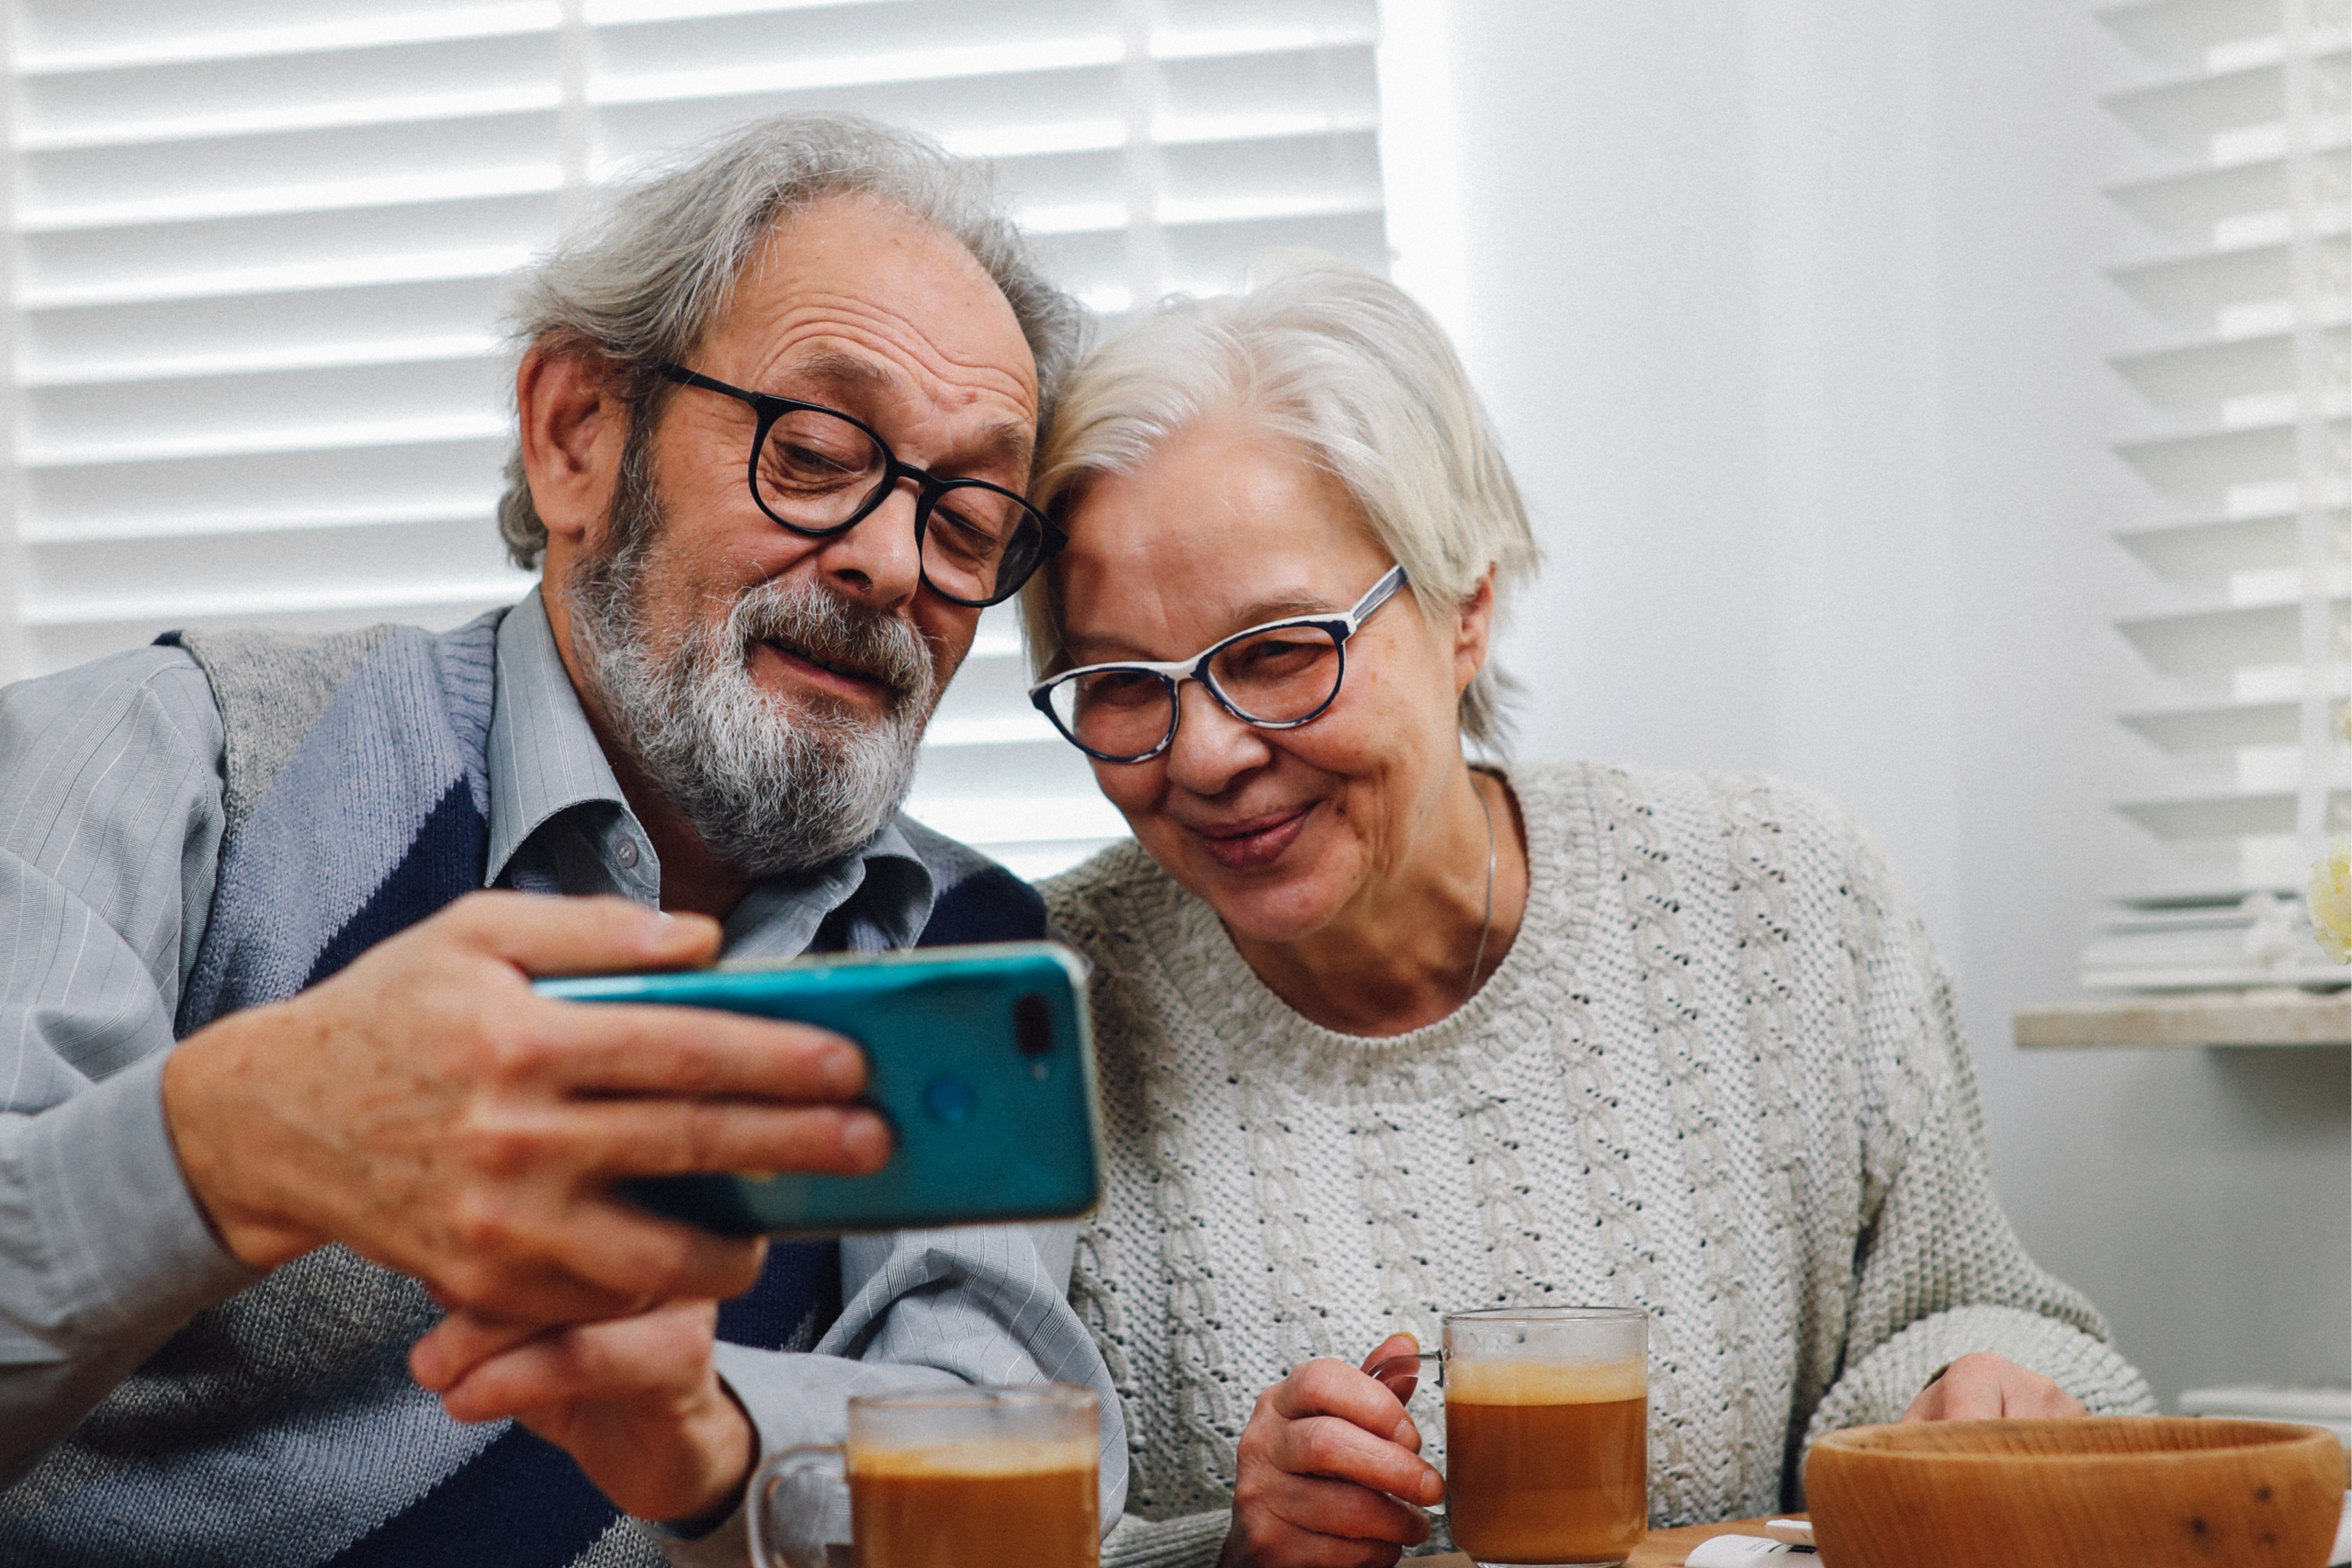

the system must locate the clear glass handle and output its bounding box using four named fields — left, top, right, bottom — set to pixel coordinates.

left=747, top=1443, right=849, bottom=1568
left=1366, top=1348, right=1443, bottom=1403
left=1364, top=1349, right=1447, bottom=1518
